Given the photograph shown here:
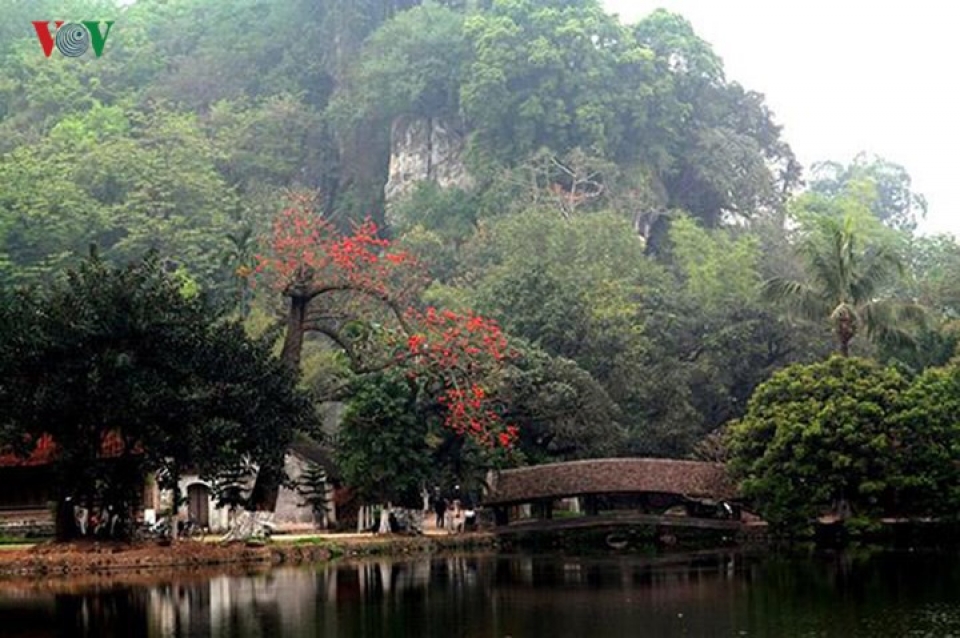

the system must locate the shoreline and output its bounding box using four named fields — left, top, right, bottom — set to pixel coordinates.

left=0, top=532, right=499, bottom=578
